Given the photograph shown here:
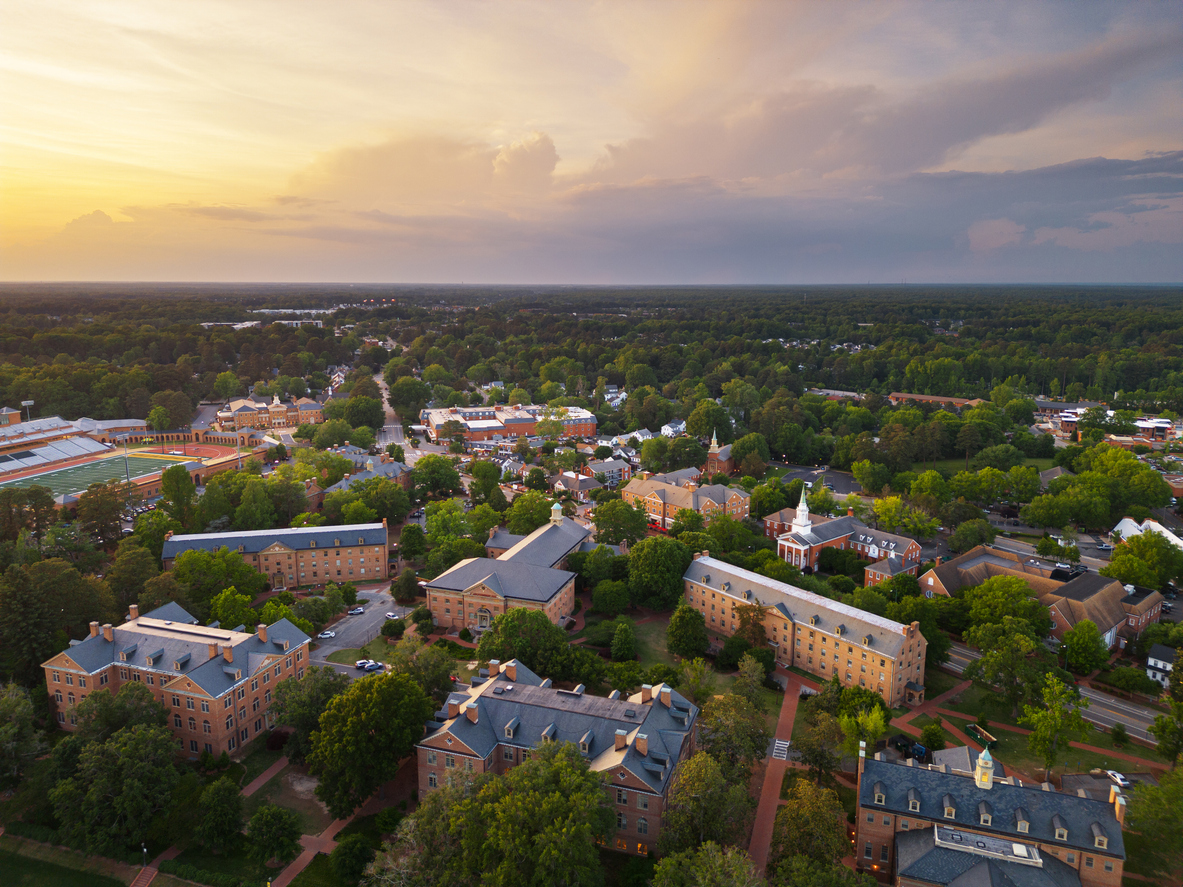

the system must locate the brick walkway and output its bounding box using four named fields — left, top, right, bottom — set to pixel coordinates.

left=270, top=815, right=355, bottom=887
left=241, top=756, right=289, bottom=797
left=749, top=670, right=818, bottom=873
